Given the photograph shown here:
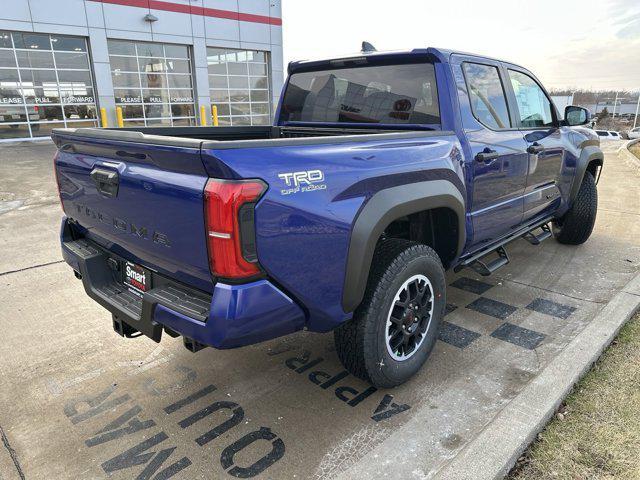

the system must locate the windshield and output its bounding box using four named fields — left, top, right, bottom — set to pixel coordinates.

left=279, top=62, right=440, bottom=127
